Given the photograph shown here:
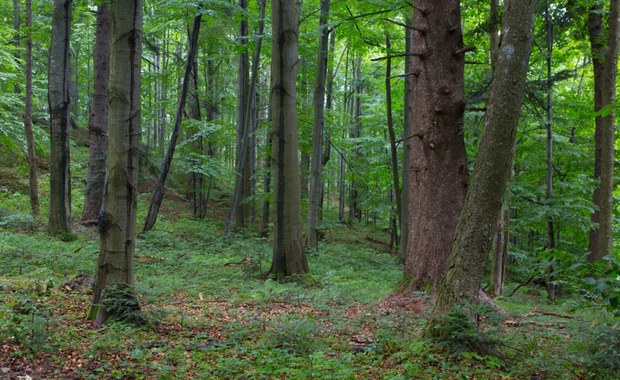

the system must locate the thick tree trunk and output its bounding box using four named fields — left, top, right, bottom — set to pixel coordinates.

left=143, top=13, right=202, bottom=233
left=81, top=4, right=110, bottom=225
left=270, top=0, right=308, bottom=278
left=48, top=0, right=72, bottom=235
left=90, top=0, right=144, bottom=325
left=588, top=0, right=620, bottom=262
left=434, top=0, right=536, bottom=316
left=24, top=0, right=39, bottom=216
left=307, top=0, right=331, bottom=249
left=403, top=0, right=469, bottom=290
